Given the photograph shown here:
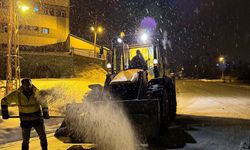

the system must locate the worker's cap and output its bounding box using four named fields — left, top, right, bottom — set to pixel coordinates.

left=21, top=78, right=32, bottom=85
